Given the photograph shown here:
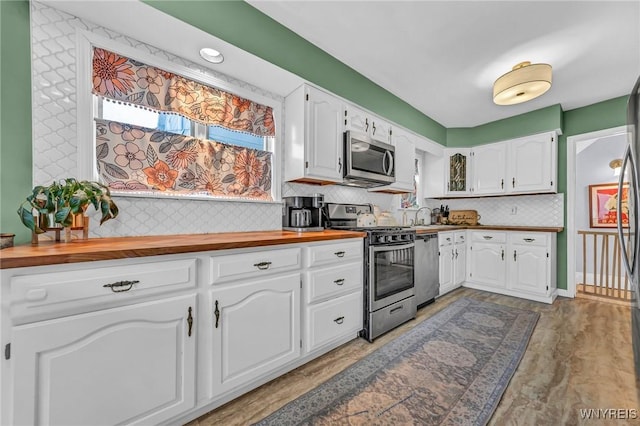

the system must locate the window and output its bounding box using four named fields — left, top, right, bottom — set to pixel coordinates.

left=80, top=32, right=281, bottom=202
